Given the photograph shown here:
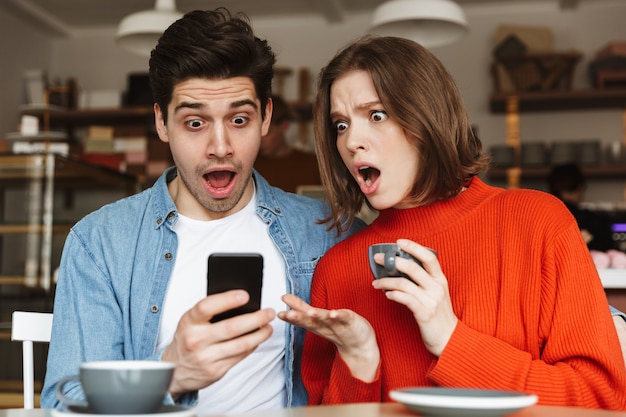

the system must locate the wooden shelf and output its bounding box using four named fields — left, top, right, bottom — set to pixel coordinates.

left=490, top=89, right=626, bottom=113
left=0, top=153, right=139, bottom=193
left=0, top=276, right=38, bottom=286
left=13, top=106, right=171, bottom=188
left=20, top=106, right=155, bottom=128
left=487, top=165, right=626, bottom=181
left=0, top=224, right=71, bottom=234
